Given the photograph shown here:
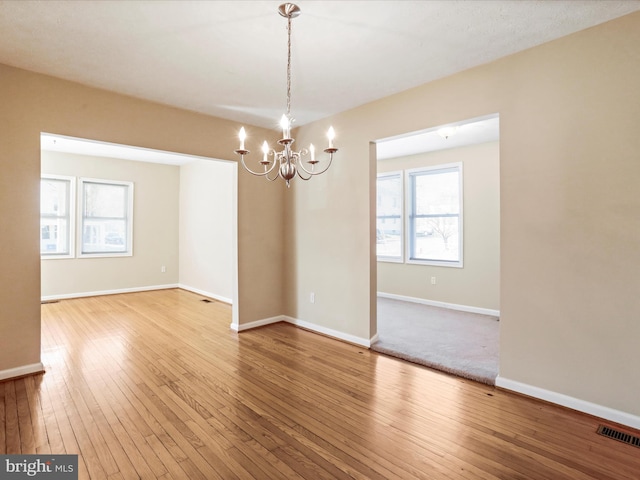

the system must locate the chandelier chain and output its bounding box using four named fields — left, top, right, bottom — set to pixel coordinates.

left=286, top=15, right=292, bottom=117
